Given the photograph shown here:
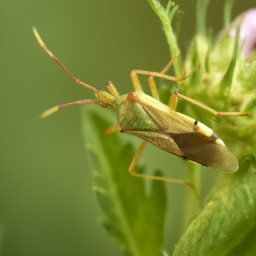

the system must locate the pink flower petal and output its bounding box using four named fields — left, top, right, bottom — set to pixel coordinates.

left=230, top=9, right=256, bottom=57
